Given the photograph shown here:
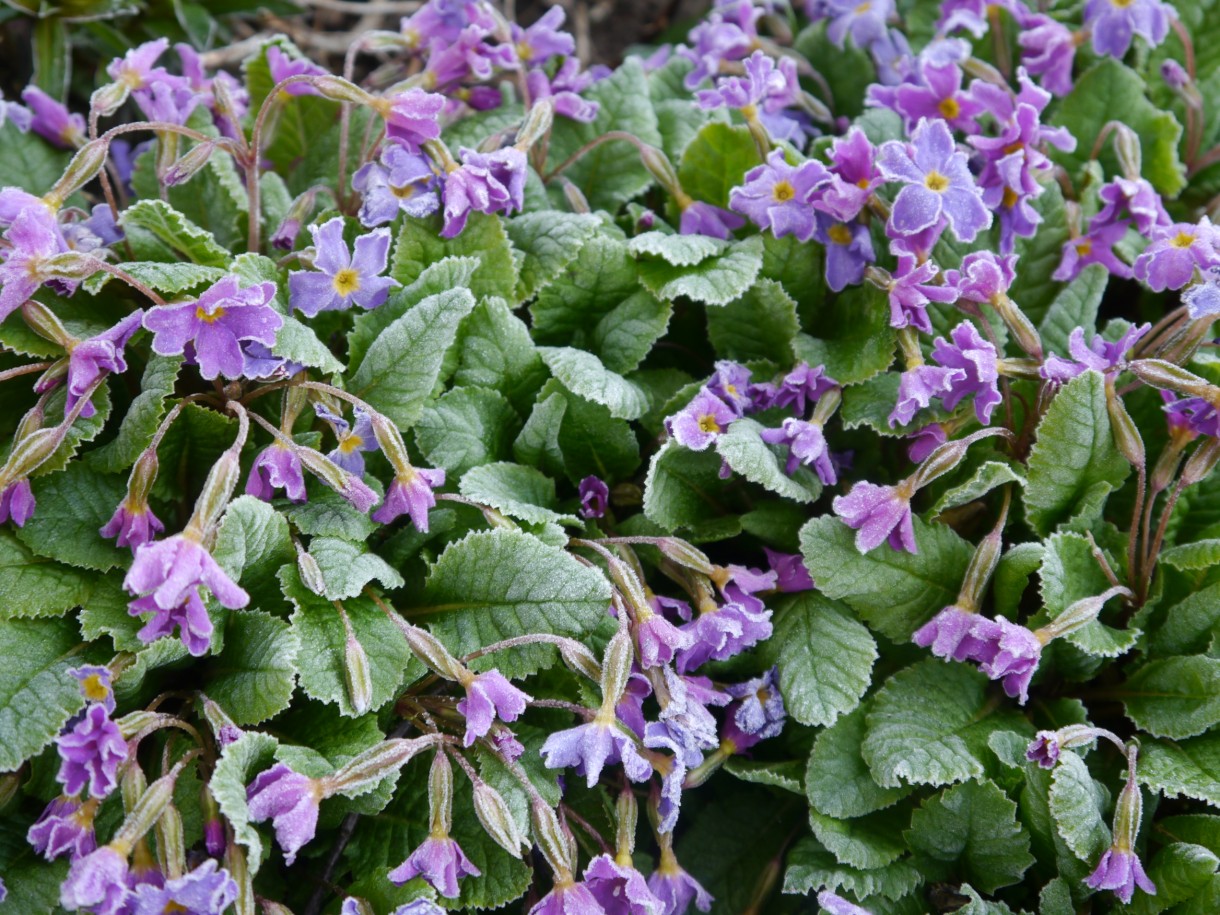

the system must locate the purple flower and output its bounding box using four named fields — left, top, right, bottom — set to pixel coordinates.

left=0, top=479, right=36, bottom=527
left=729, top=150, right=830, bottom=242
left=584, top=854, right=663, bottom=915
left=266, top=46, right=326, bottom=96
left=526, top=60, right=603, bottom=122
left=246, top=763, right=322, bottom=865
left=28, top=795, right=98, bottom=861
left=528, top=880, right=606, bottom=915
left=1133, top=220, right=1220, bottom=292
left=289, top=217, right=397, bottom=317
left=885, top=254, right=957, bottom=333
left=1184, top=279, right=1220, bottom=320
left=127, top=589, right=213, bottom=656
left=931, top=321, right=1001, bottom=424
left=511, top=6, right=575, bottom=66
left=893, top=61, right=984, bottom=134
left=540, top=717, right=653, bottom=786
left=665, top=390, right=736, bottom=451
left=579, top=476, right=610, bottom=519
left=817, top=890, right=871, bottom=915
left=696, top=50, right=799, bottom=114
left=57, top=704, right=126, bottom=798
left=400, top=0, right=476, bottom=50
left=913, top=606, right=1043, bottom=703
left=61, top=846, right=131, bottom=915
left=143, top=276, right=282, bottom=381
left=0, top=207, right=69, bottom=322
left=246, top=443, right=307, bottom=502
left=723, top=667, right=786, bottom=750
left=1092, top=177, right=1170, bottom=236
left=106, top=38, right=173, bottom=92
left=1162, top=396, right=1220, bottom=438
left=1084, top=0, right=1174, bottom=59
left=945, top=251, right=1015, bottom=307
left=64, top=311, right=143, bottom=419
left=648, top=854, right=712, bottom=915
left=771, top=362, right=837, bottom=415
left=705, top=361, right=754, bottom=416
left=889, top=364, right=960, bottom=428
left=131, top=860, right=237, bottom=915
left=71, top=665, right=115, bottom=714
left=100, top=500, right=165, bottom=552
left=764, top=549, right=813, bottom=592
left=877, top=118, right=991, bottom=243
left=389, top=836, right=480, bottom=897
left=372, top=466, right=445, bottom=530
left=814, top=213, right=874, bottom=291
left=1054, top=223, right=1133, bottom=282
left=352, top=143, right=440, bottom=227
left=380, top=88, right=446, bottom=148
left=1025, top=731, right=1062, bottom=769
left=833, top=481, right=916, bottom=553
left=908, top=423, right=947, bottom=463
left=0, top=89, right=31, bottom=133
left=441, top=147, right=527, bottom=238
left=125, top=533, right=249, bottom=617
left=1086, top=848, right=1157, bottom=904
left=457, top=669, right=531, bottom=746
left=825, top=0, right=893, bottom=49
left=422, top=24, right=517, bottom=90
left=635, top=606, right=694, bottom=669
left=1041, top=324, right=1150, bottom=382
left=1018, top=14, right=1077, bottom=97
left=22, top=86, right=85, bottom=148
left=815, top=128, right=881, bottom=223
left=761, top=419, right=836, bottom=484
left=314, top=404, right=379, bottom=476
left=679, top=2, right=758, bottom=89
left=676, top=578, right=774, bottom=672
left=679, top=201, right=745, bottom=240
